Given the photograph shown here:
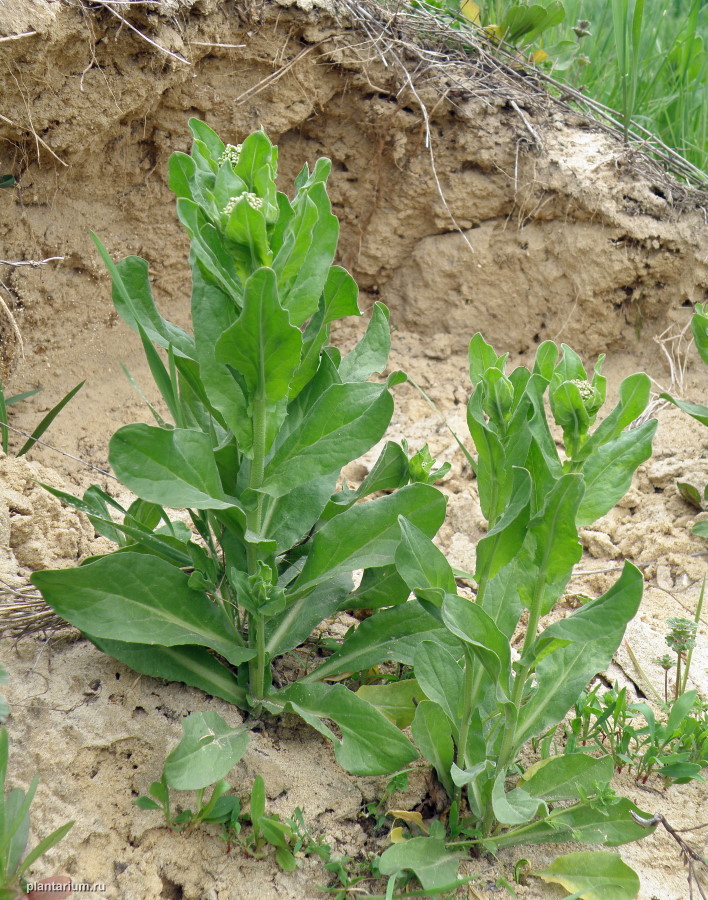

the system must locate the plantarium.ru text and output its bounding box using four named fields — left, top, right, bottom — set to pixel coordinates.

left=32, top=120, right=450, bottom=777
